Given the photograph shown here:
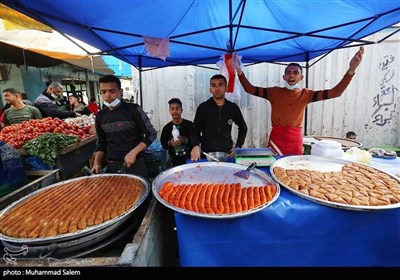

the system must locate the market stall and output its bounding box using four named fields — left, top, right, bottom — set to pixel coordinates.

left=0, top=117, right=97, bottom=180
left=167, top=158, right=400, bottom=267
left=18, top=135, right=97, bottom=179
